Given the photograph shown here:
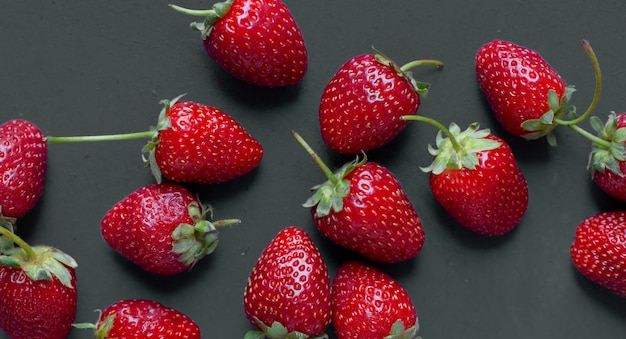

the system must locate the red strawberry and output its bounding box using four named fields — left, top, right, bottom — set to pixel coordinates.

left=293, top=131, right=425, bottom=263
left=100, top=183, right=239, bottom=275
left=404, top=117, right=528, bottom=236
left=587, top=112, right=626, bottom=202
left=475, top=39, right=573, bottom=144
left=170, top=0, right=307, bottom=88
left=0, top=119, right=47, bottom=220
left=570, top=211, right=626, bottom=297
left=319, top=49, right=443, bottom=154
left=0, top=226, right=77, bottom=339
left=332, top=260, right=419, bottom=339
left=243, top=226, right=332, bottom=338
left=74, top=299, right=201, bottom=338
